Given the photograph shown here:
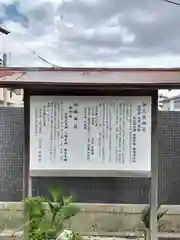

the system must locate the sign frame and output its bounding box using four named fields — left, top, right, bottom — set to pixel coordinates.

left=24, top=88, right=157, bottom=181
left=29, top=95, right=152, bottom=178
left=24, top=87, right=158, bottom=240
